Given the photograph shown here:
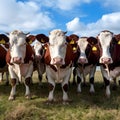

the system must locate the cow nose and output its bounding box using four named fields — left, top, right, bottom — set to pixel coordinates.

left=78, top=58, right=88, bottom=64
left=13, top=57, right=22, bottom=64
left=101, top=57, right=112, bottom=64
left=53, top=57, right=63, bottom=65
